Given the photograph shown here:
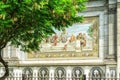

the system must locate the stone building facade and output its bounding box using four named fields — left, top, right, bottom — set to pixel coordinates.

left=0, top=0, right=120, bottom=79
